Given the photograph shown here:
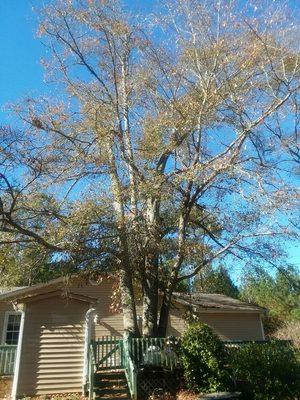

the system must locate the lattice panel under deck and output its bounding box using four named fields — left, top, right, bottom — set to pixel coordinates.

left=137, top=369, right=179, bottom=400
